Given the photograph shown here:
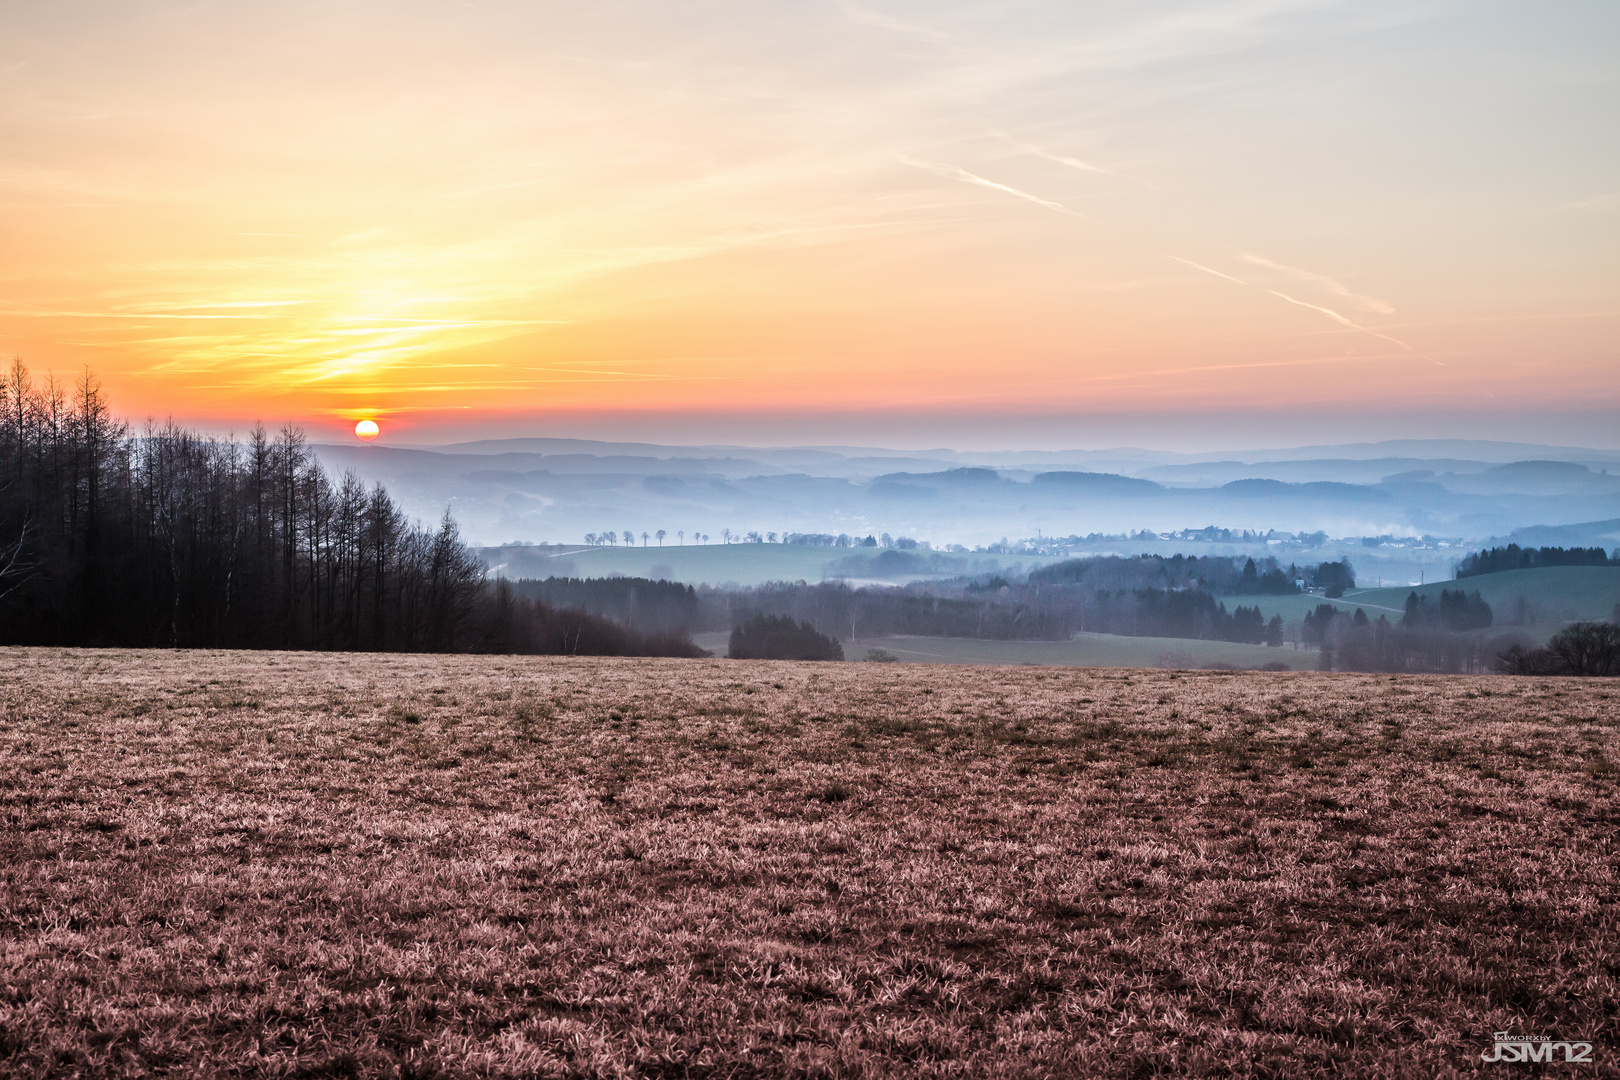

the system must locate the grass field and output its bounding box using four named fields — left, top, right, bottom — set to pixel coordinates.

left=2, top=648, right=1616, bottom=1076
left=693, top=631, right=1315, bottom=670
left=483, top=543, right=1073, bottom=588
left=1224, top=565, right=1620, bottom=629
